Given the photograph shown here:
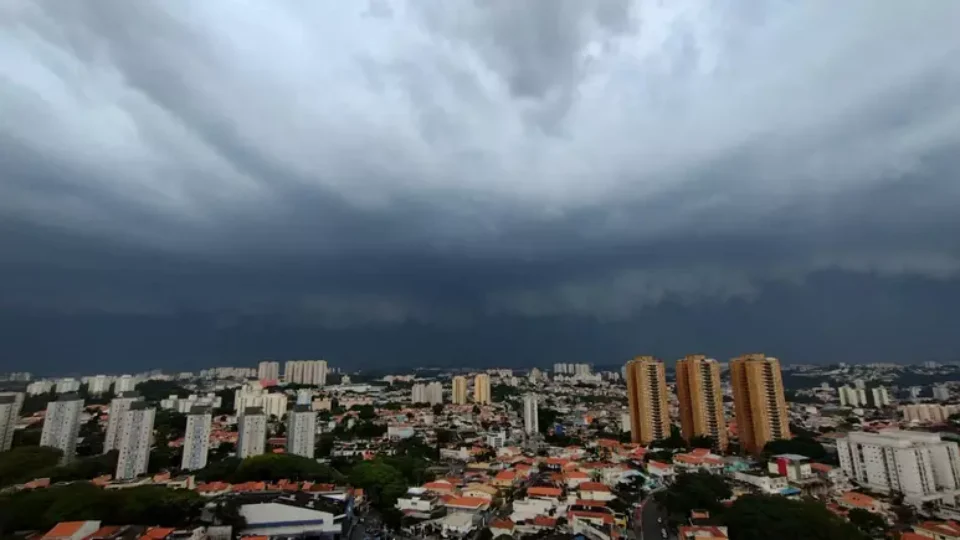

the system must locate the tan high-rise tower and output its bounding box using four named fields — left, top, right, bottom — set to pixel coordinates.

left=451, top=376, right=468, bottom=405
left=676, top=355, right=728, bottom=451
left=473, top=374, right=491, bottom=405
left=624, top=356, right=670, bottom=445
left=730, top=354, right=790, bottom=455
